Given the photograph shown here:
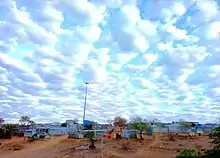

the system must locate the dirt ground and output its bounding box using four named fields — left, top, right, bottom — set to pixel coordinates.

left=0, top=133, right=212, bottom=158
